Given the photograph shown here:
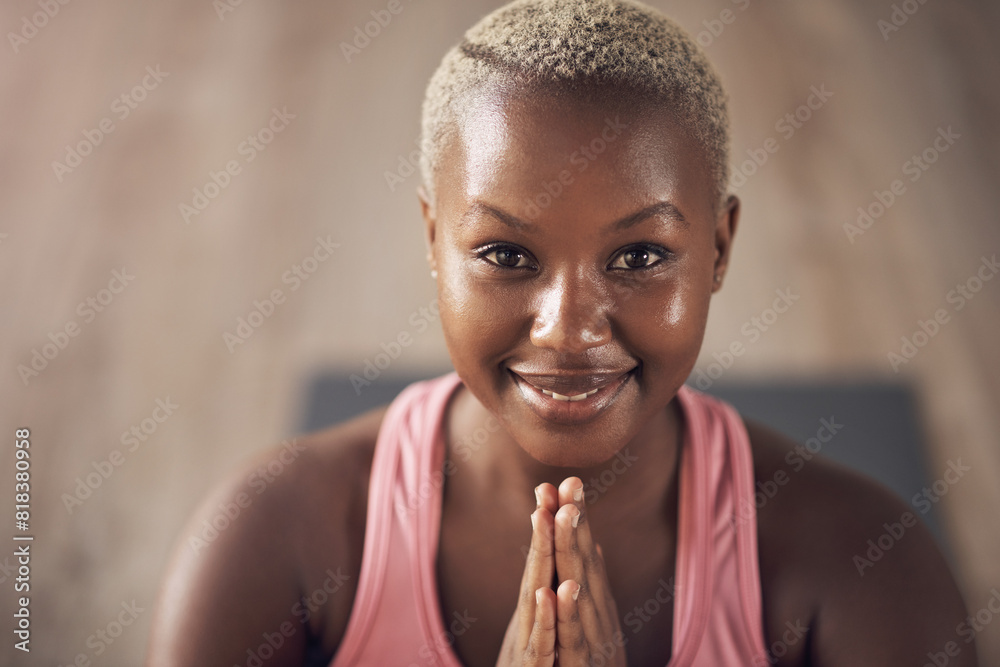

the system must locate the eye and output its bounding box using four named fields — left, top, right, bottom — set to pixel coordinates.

left=478, top=244, right=535, bottom=269
left=608, top=244, right=668, bottom=270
